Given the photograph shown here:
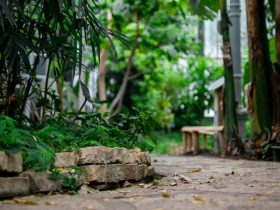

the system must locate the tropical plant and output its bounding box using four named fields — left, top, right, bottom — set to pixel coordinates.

left=0, top=0, right=119, bottom=123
